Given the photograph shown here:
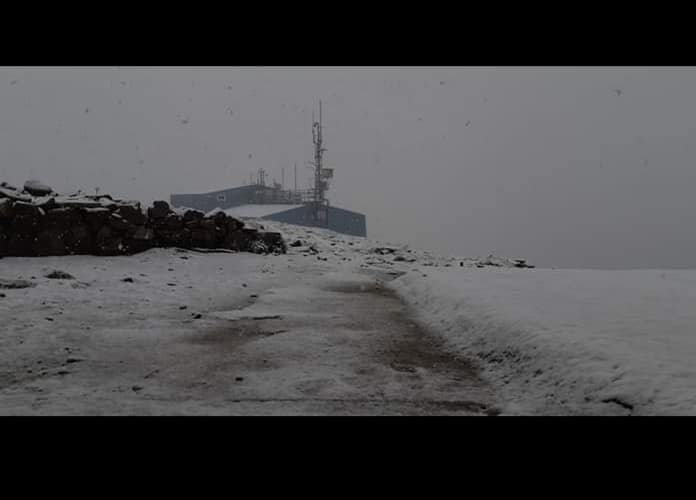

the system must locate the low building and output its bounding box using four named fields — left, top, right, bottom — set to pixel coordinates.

left=171, top=185, right=366, bottom=237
